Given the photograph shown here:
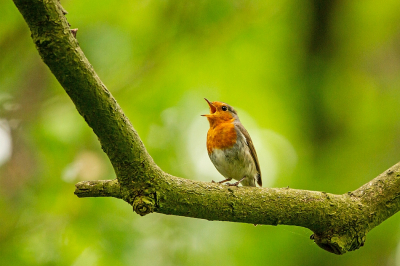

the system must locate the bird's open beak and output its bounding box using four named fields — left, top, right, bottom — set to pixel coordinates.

left=201, top=98, right=217, bottom=117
